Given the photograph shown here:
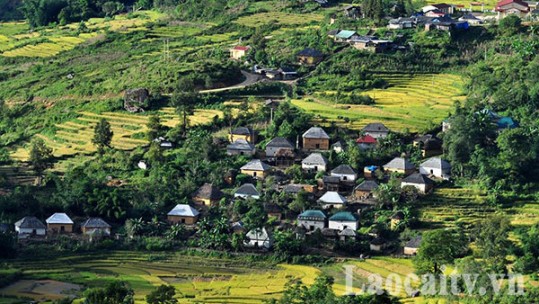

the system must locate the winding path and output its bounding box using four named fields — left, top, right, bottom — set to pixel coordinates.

left=200, top=71, right=264, bottom=93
